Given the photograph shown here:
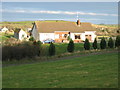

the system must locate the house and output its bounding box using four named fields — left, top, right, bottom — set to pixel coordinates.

left=14, top=28, right=28, bottom=41
left=31, top=20, right=97, bottom=43
left=27, top=28, right=32, bottom=32
left=0, top=27, right=8, bottom=32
